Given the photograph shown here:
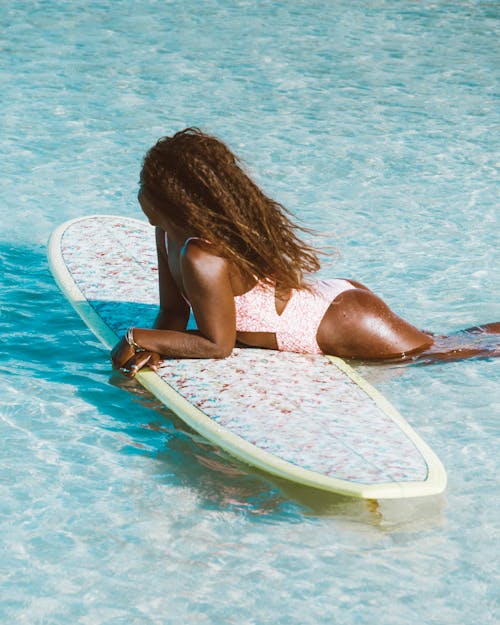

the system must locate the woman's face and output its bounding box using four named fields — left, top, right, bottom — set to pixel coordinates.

left=138, top=190, right=191, bottom=240
left=138, top=191, right=170, bottom=231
